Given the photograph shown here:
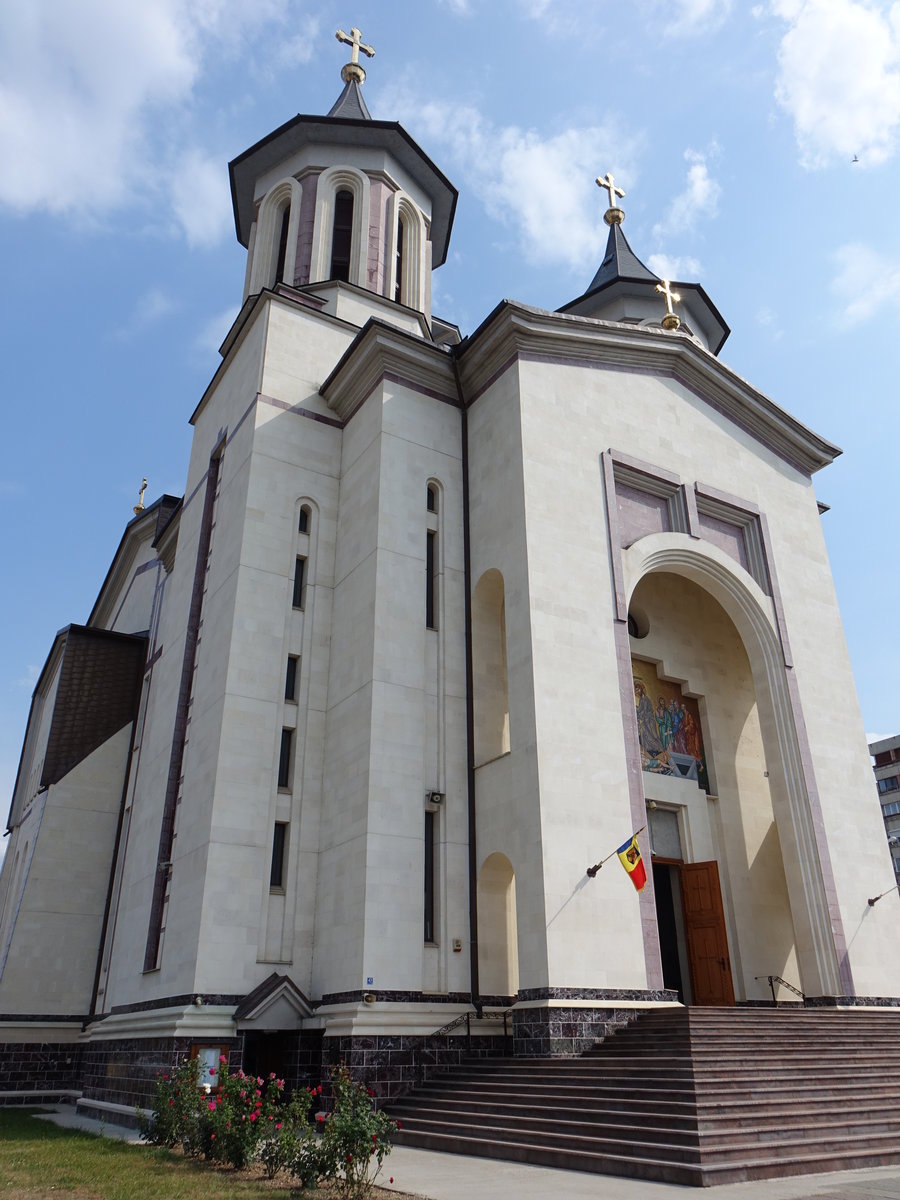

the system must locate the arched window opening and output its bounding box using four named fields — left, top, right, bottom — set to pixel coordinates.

left=426, top=484, right=437, bottom=513
left=298, top=505, right=311, bottom=534
left=394, top=214, right=406, bottom=303
left=274, top=204, right=291, bottom=285
left=473, top=569, right=510, bottom=765
left=477, top=853, right=519, bottom=997
left=330, top=190, right=354, bottom=282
